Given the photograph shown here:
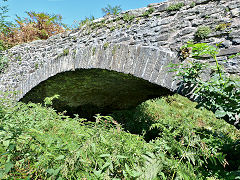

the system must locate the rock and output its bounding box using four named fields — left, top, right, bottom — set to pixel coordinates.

left=231, top=8, right=240, bottom=17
